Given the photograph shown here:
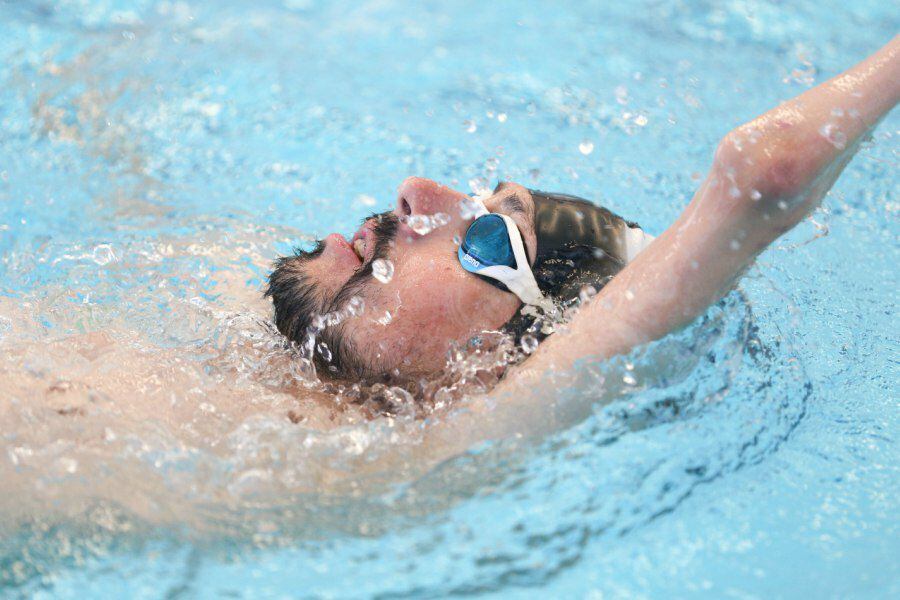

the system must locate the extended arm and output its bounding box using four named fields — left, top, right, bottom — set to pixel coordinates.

left=504, top=35, right=900, bottom=387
